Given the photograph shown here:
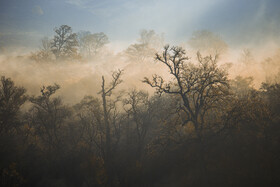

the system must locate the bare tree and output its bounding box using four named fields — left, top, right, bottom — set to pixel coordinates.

left=144, top=45, right=230, bottom=140
left=74, top=96, right=104, bottom=156
left=99, top=69, right=123, bottom=184
left=144, top=45, right=230, bottom=185
left=123, top=90, right=151, bottom=159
